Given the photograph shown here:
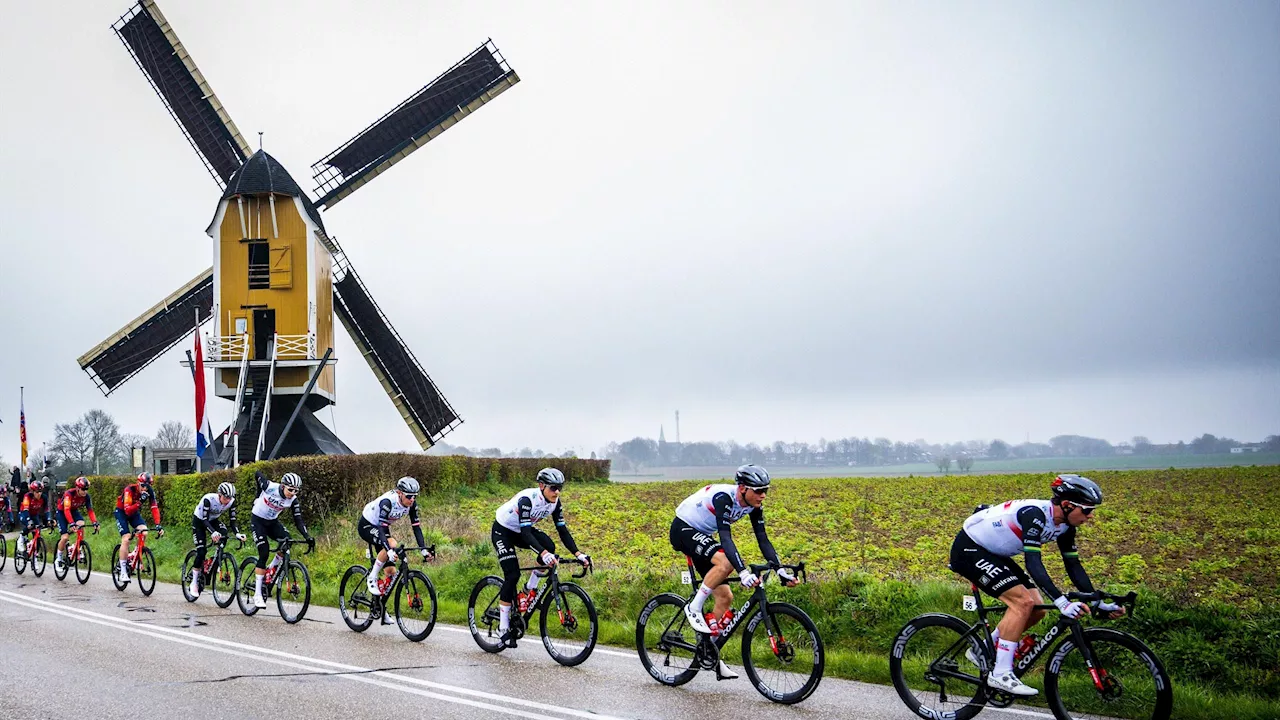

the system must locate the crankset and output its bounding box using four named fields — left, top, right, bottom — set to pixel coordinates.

left=694, top=636, right=720, bottom=671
